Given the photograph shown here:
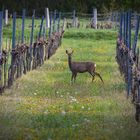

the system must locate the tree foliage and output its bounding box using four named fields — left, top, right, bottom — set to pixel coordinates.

left=1, top=0, right=140, bottom=15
